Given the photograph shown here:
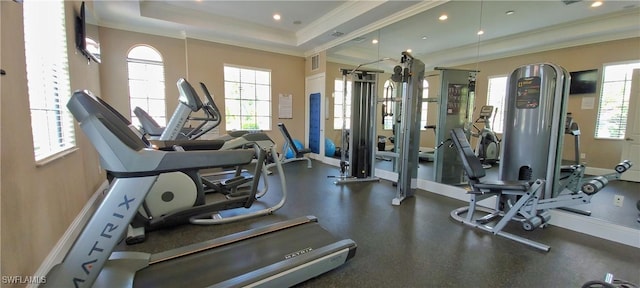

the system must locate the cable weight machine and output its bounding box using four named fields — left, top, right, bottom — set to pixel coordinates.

left=333, top=67, right=383, bottom=184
